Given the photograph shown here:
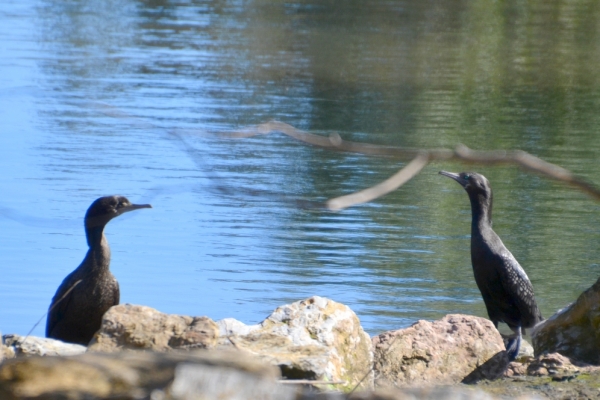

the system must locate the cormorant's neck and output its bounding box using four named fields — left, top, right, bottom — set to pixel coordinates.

left=86, top=225, right=107, bottom=247
left=82, top=225, right=111, bottom=273
left=468, top=192, right=493, bottom=234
